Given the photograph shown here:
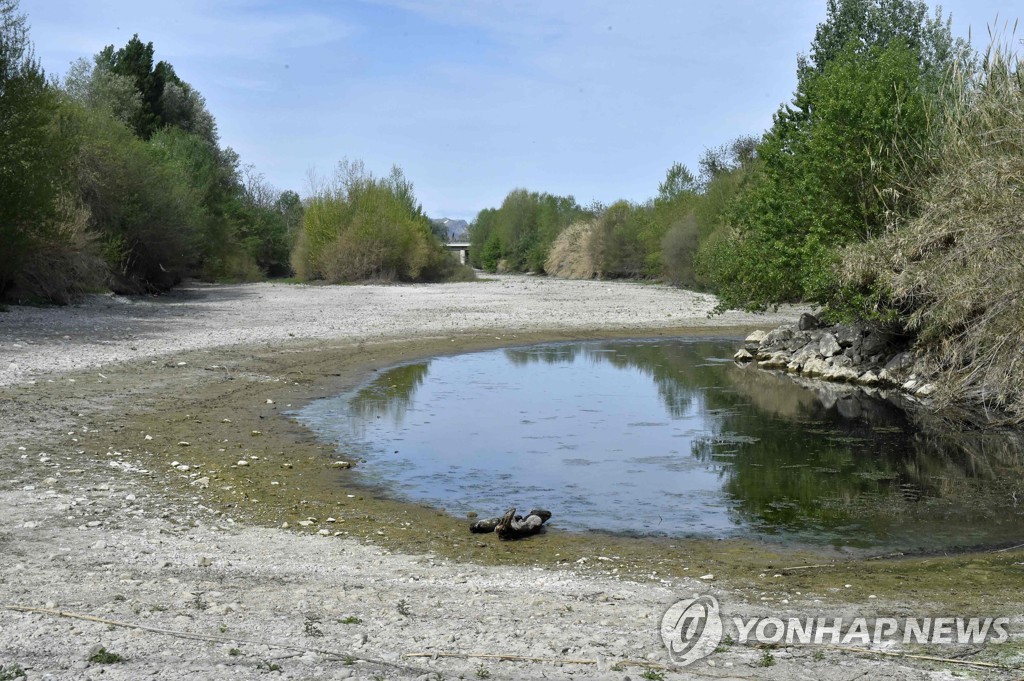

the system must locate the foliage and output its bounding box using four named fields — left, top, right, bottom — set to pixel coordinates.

left=0, top=663, right=26, bottom=681
left=588, top=200, right=655, bottom=278
left=544, top=219, right=597, bottom=279
left=63, top=100, right=195, bottom=291
left=0, top=0, right=76, bottom=299
left=88, top=647, right=125, bottom=664
left=841, top=37, right=1024, bottom=421
left=707, top=0, right=964, bottom=310
left=147, top=126, right=242, bottom=280
left=97, top=34, right=216, bottom=144
left=468, top=189, right=586, bottom=272
left=294, top=161, right=466, bottom=283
